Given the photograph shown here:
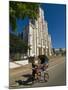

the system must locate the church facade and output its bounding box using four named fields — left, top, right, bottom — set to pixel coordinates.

left=23, top=7, right=52, bottom=57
